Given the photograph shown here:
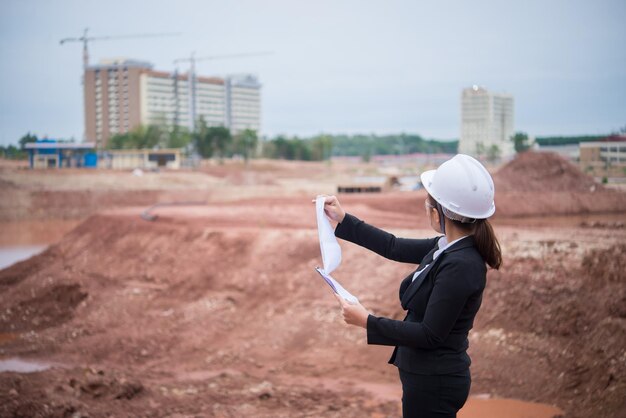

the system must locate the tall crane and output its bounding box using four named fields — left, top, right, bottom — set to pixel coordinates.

left=60, top=28, right=181, bottom=142
left=173, top=51, right=273, bottom=132
left=60, top=28, right=181, bottom=71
